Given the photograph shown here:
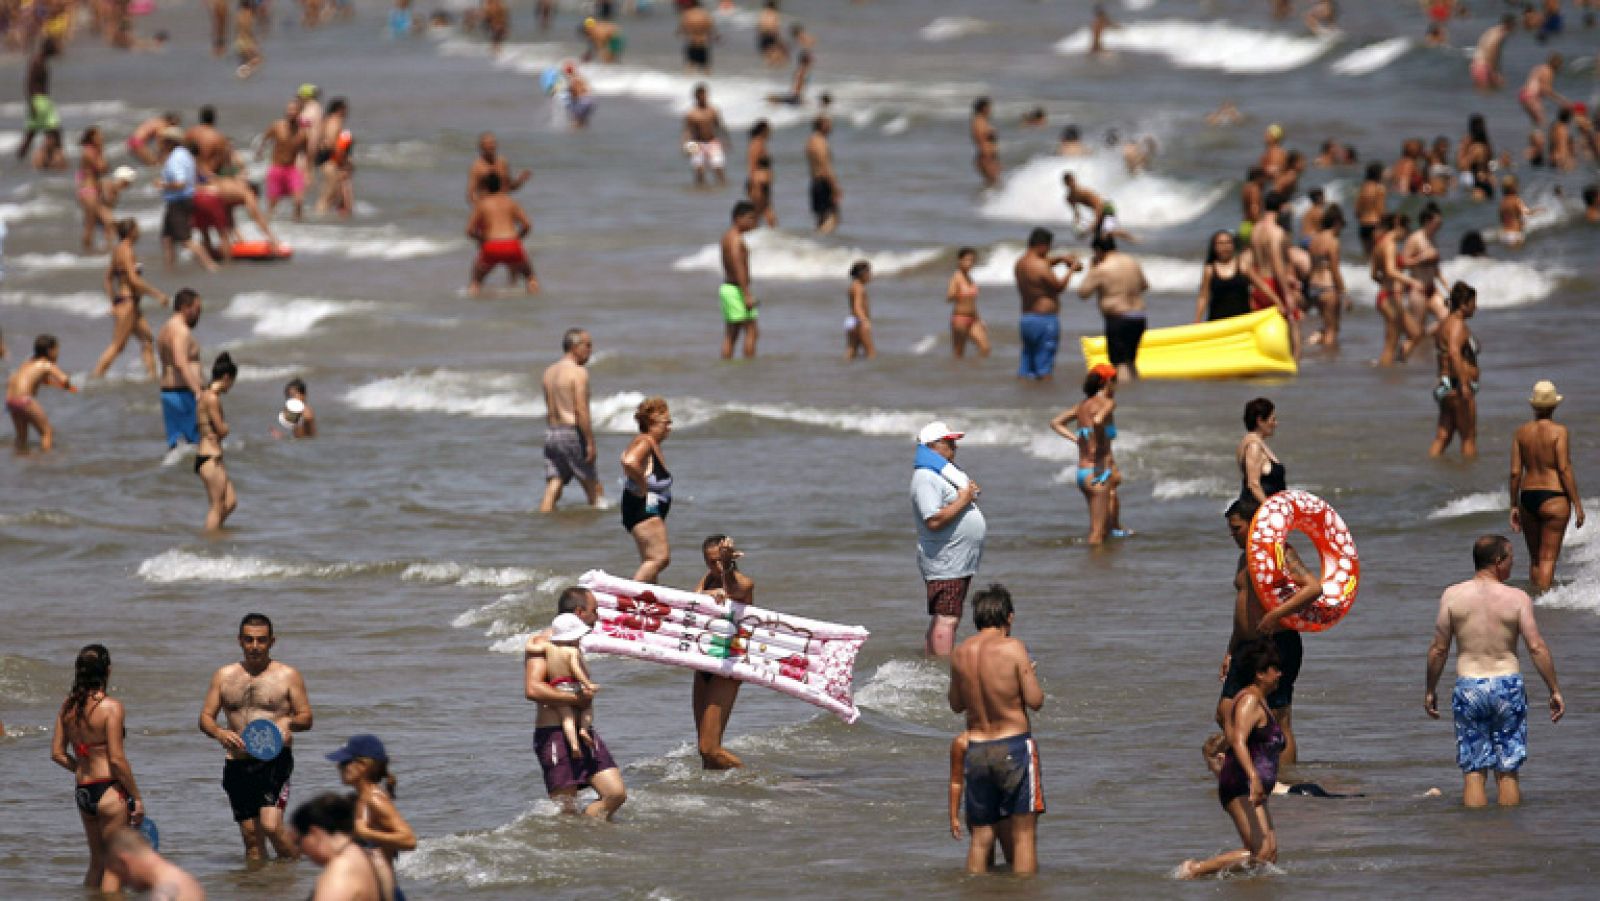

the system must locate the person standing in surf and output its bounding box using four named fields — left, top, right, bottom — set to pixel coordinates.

left=806, top=117, right=841, bottom=234
left=1429, top=283, right=1479, bottom=460
left=198, top=613, right=314, bottom=861
left=971, top=97, right=999, bottom=188
left=1013, top=228, right=1081, bottom=381
left=621, top=396, right=674, bottom=583
left=912, top=421, right=986, bottom=656
left=693, top=534, right=753, bottom=769
left=946, top=247, right=989, bottom=358
left=720, top=201, right=759, bottom=358
left=1509, top=381, right=1585, bottom=592
left=540, top=328, right=604, bottom=512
